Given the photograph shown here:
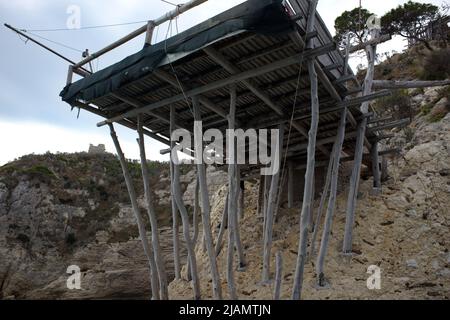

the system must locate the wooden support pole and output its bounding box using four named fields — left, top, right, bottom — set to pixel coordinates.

left=108, top=124, right=160, bottom=300
left=192, top=96, right=223, bottom=300
left=316, top=108, right=347, bottom=286
left=215, top=192, right=229, bottom=257
left=238, top=174, right=245, bottom=220
left=169, top=111, right=181, bottom=281
left=343, top=28, right=380, bottom=255
left=137, top=116, right=168, bottom=300
left=262, top=124, right=284, bottom=282
left=257, top=177, right=265, bottom=217
left=227, top=84, right=239, bottom=300
left=144, top=21, right=155, bottom=45
left=170, top=106, right=201, bottom=300
left=274, top=251, right=283, bottom=300
left=288, top=162, right=295, bottom=209
left=372, top=79, right=450, bottom=90
left=309, top=150, right=333, bottom=259
left=292, top=0, right=319, bottom=300
left=187, top=175, right=200, bottom=282
left=371, top=142, right=382, bottom=191
left=342, top=117, right=368, bottom=255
